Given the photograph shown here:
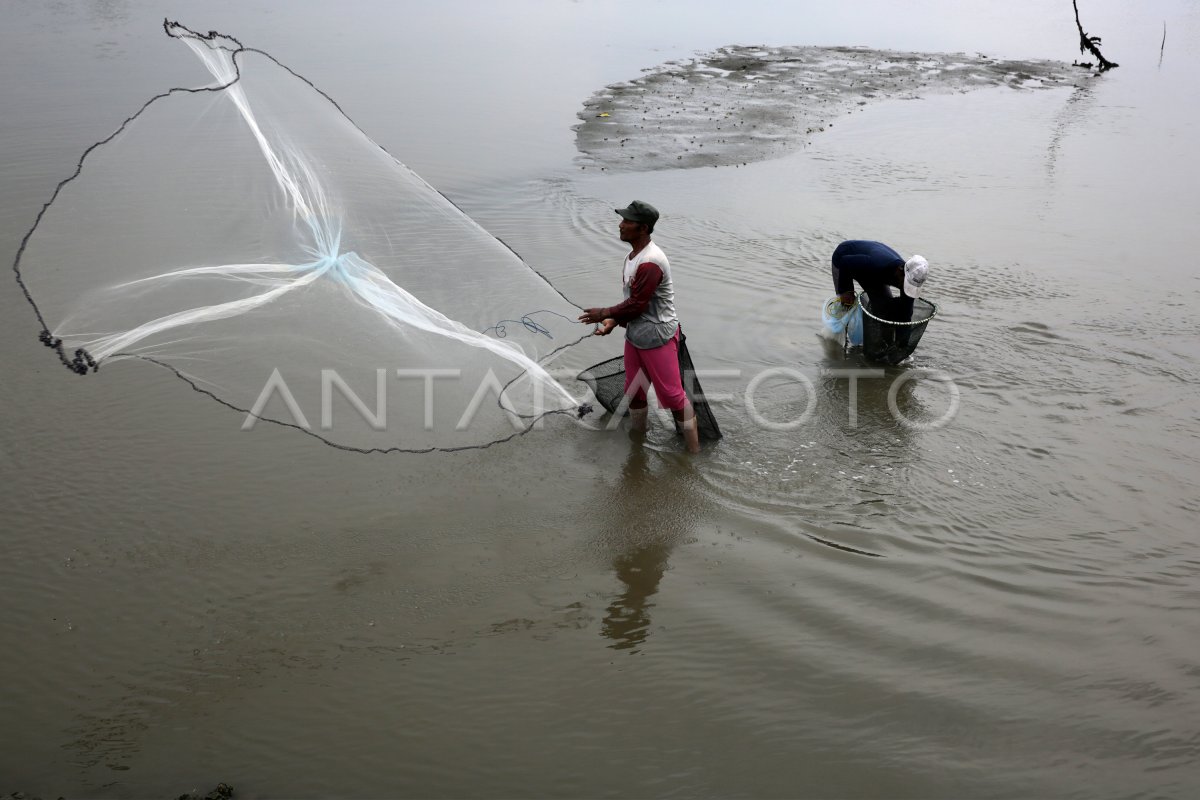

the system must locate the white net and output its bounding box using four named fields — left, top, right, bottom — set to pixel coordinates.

left=16, top=22, right=607, bottom=452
